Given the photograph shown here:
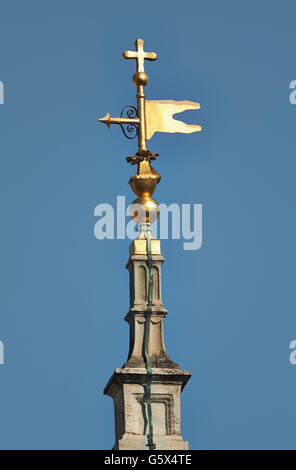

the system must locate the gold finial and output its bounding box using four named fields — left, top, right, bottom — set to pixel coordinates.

left=98, top=39, right=202, bottom=228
